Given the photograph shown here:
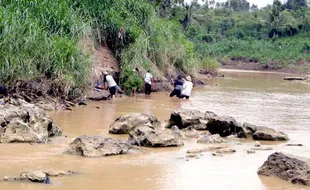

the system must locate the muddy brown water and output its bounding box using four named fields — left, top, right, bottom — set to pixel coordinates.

left=0, top=70, right=310, bottom=190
